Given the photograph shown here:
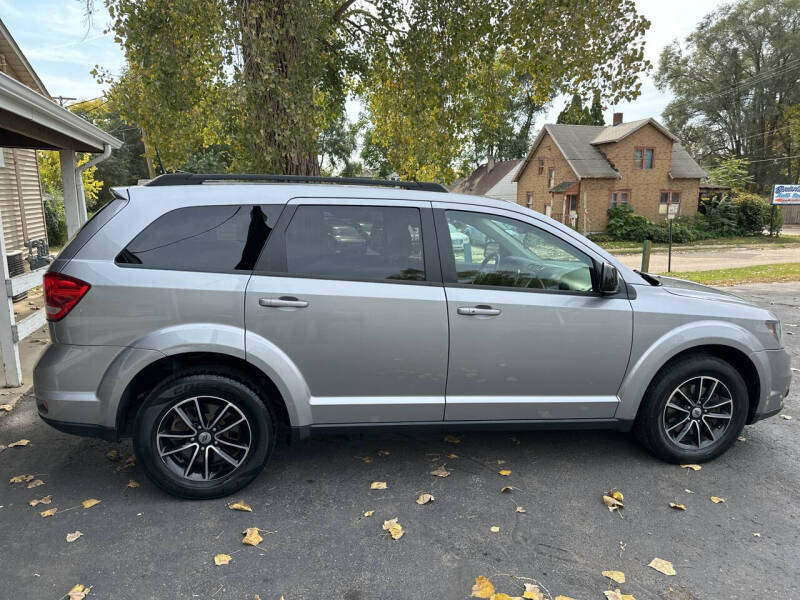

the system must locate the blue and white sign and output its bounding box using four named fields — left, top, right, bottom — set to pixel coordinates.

left=773, top=184, right=800, bottom=205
